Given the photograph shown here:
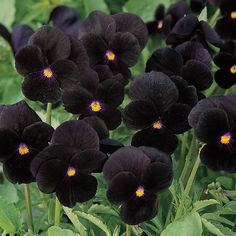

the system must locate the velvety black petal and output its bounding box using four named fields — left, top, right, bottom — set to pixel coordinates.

left=215, top=17, right=236, bottom=40
left=97, top=79, right=124, bottom=107
left=113, top=13, right=148, bottom=50
left=162, top=103, right=192, bottom=134
left=214, top=52, right=234, bottom=68
left=3, top=150, right=37, bottom=184
left=28, top=26, right=71, bottom=63
left=121, top=191, right=158, bottom=225
left=200, top=144, right=236, bottom=172
left=146, top=48, right=183, bottom=75
left=107, top=171, right=138, bottom=204
left=68, top=38, right=89, bottom=73
left=82, top=116, right=109, bottom=140
left=31, top=145, right=75, bottom=177
left=199, top=21, right=221, bottom=47
left=98, top=108, right=122, bottom=130
left=49, top=6, right=80, bottom=37
left=194, top=108, right=230, bottom=143
left=22, top=71, right=61, bottom=103
left=70, top=149, right=106, bottom=174
left=51, top=59, right=80, bottom=89
left=0, top=100, right=41, bottom=134
left=181, top=59, right=213, bottom=91
left=219, top=0, right=236, bottom=15
left=62, top=84, right=94, bottom=114
left=103, top=146, right=151, bottom=183
left=51, top=120, right=99, bottom=150
left=109, top=32, right=141, bottom=67
left=79, top=11, right=116, bottom=42
left=166, top=14, right=199, bottom=45
left=22, top=122, right=54, bottom=150
left=56, top=173, right=97, bottom=207
left=100, top=138, right=124, bottom=155
left=123, top=100, right=158, bottom=129
left=132, top=127, right=178, bottom=154
left=94, top=65, right=113, bottom=82
left=154, top=4, right=165, bottom=20
left=175, top=41, right=212, bottom=68
left=0, top=23, right=11, bottom=46
left=0, top=129, right=20, bottom=162
left=35, top=159, right=67, bottom=193
left=142, top=161, right=173, bottom=193
left=215, top=69, right=236, bottom=89
left=15, top=45, right=46, bottom=76
left=190, top=0, right=208, bottom=12
left=11, top=25, right=34, bottom=53
left=81, top=33, right=107, bottom=67
left=129, top=71, right=178, bottom=113
left=146, top=21, right=160, bottom=36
